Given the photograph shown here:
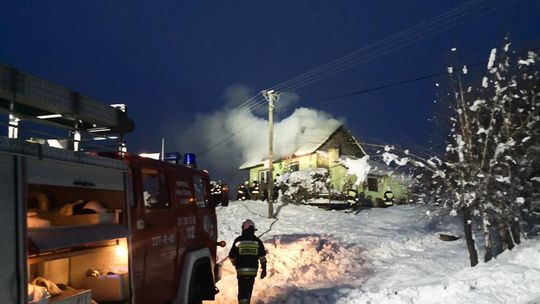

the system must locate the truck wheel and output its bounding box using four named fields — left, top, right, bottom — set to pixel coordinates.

left=188, top=259, right=215, bottom=303
left=188, top=268, right=203, bottom=304
left=187, top=282, right=202, bottom=304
